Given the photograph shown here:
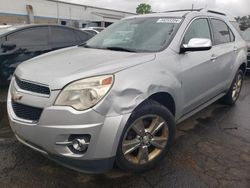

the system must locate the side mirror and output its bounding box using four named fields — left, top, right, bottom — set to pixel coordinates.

left=1, top=41, right=16, bottom=51
left=180, top=38, right=212, bottom=53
